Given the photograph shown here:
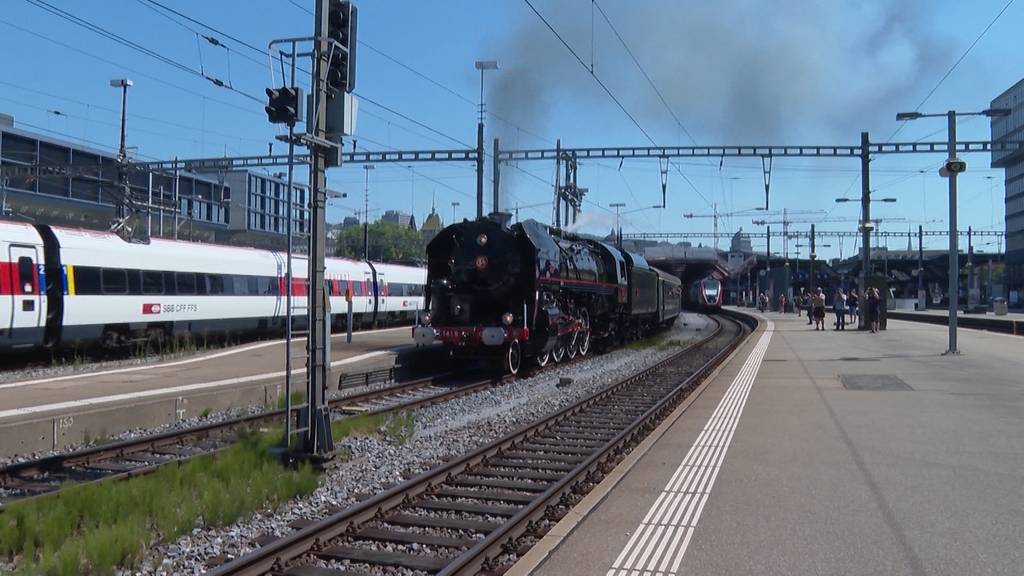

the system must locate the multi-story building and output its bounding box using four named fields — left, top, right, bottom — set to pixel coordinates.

left=991, top=78, right=1024, bottom=306
left=212, top=170, right=310, bottom=250
left=381, top=209, right=414, bottom=230
left=0, top=116, right=229, bottom=241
